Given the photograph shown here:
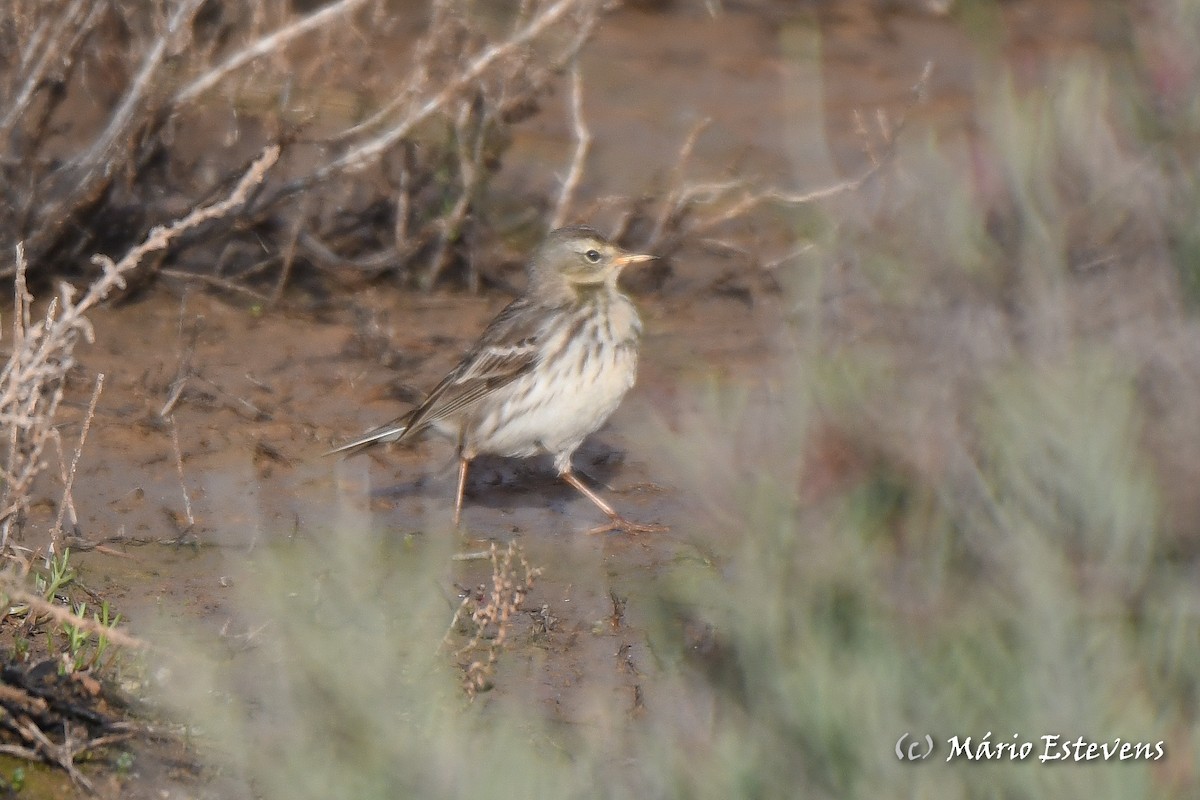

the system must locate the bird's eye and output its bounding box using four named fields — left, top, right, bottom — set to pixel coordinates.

left=584, top=249, right=601, bottom=263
